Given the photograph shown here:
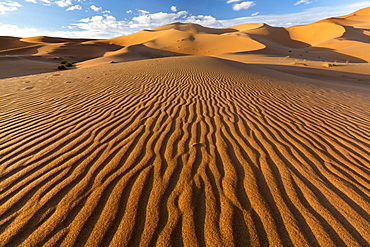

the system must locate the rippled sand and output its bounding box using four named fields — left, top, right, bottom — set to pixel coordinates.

left=1, top=56, right=369, bottom=246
